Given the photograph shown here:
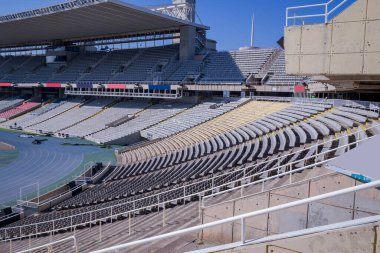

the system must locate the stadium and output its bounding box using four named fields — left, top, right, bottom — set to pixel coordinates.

left=0, top=0, right=379, bottom=252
